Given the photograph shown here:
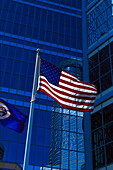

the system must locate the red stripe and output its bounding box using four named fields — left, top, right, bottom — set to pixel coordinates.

left=62, top=71, right=97, bottom=89
left=40, top=88, right=94, bottom=112
left=40, top=77, right=96, bottom=98
left=61, top=72, right=79, bottom=82
left=39, top=81, right=95, bottom=106
left=59, top=79, right=97, bottom=92
left=58, top=83, right=97, bottom=95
